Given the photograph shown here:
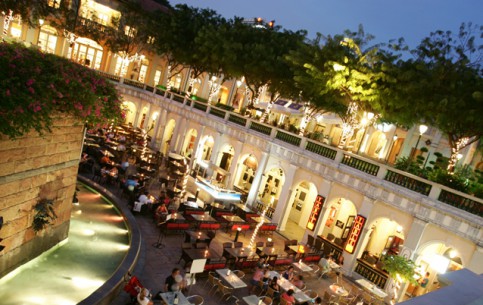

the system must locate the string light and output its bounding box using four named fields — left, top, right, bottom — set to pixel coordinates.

left=448, top=137, right=469, bottom=172
left=248, top=203, right=271, bottom=249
